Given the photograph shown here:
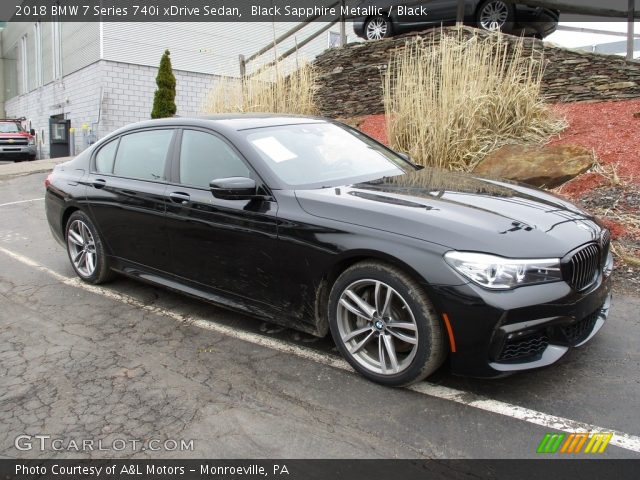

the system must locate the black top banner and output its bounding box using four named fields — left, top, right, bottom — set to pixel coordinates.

left=3, top=0, right=640, bottom=22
